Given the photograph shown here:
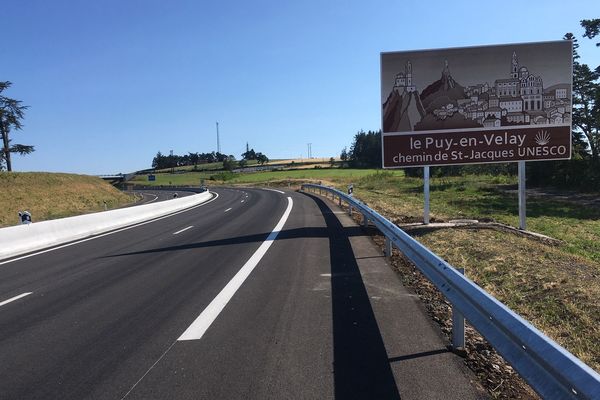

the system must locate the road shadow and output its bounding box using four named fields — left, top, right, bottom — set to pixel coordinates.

left=105, top=226, right=366, bottom=258
left=305, top=193, right=401, bottom=400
